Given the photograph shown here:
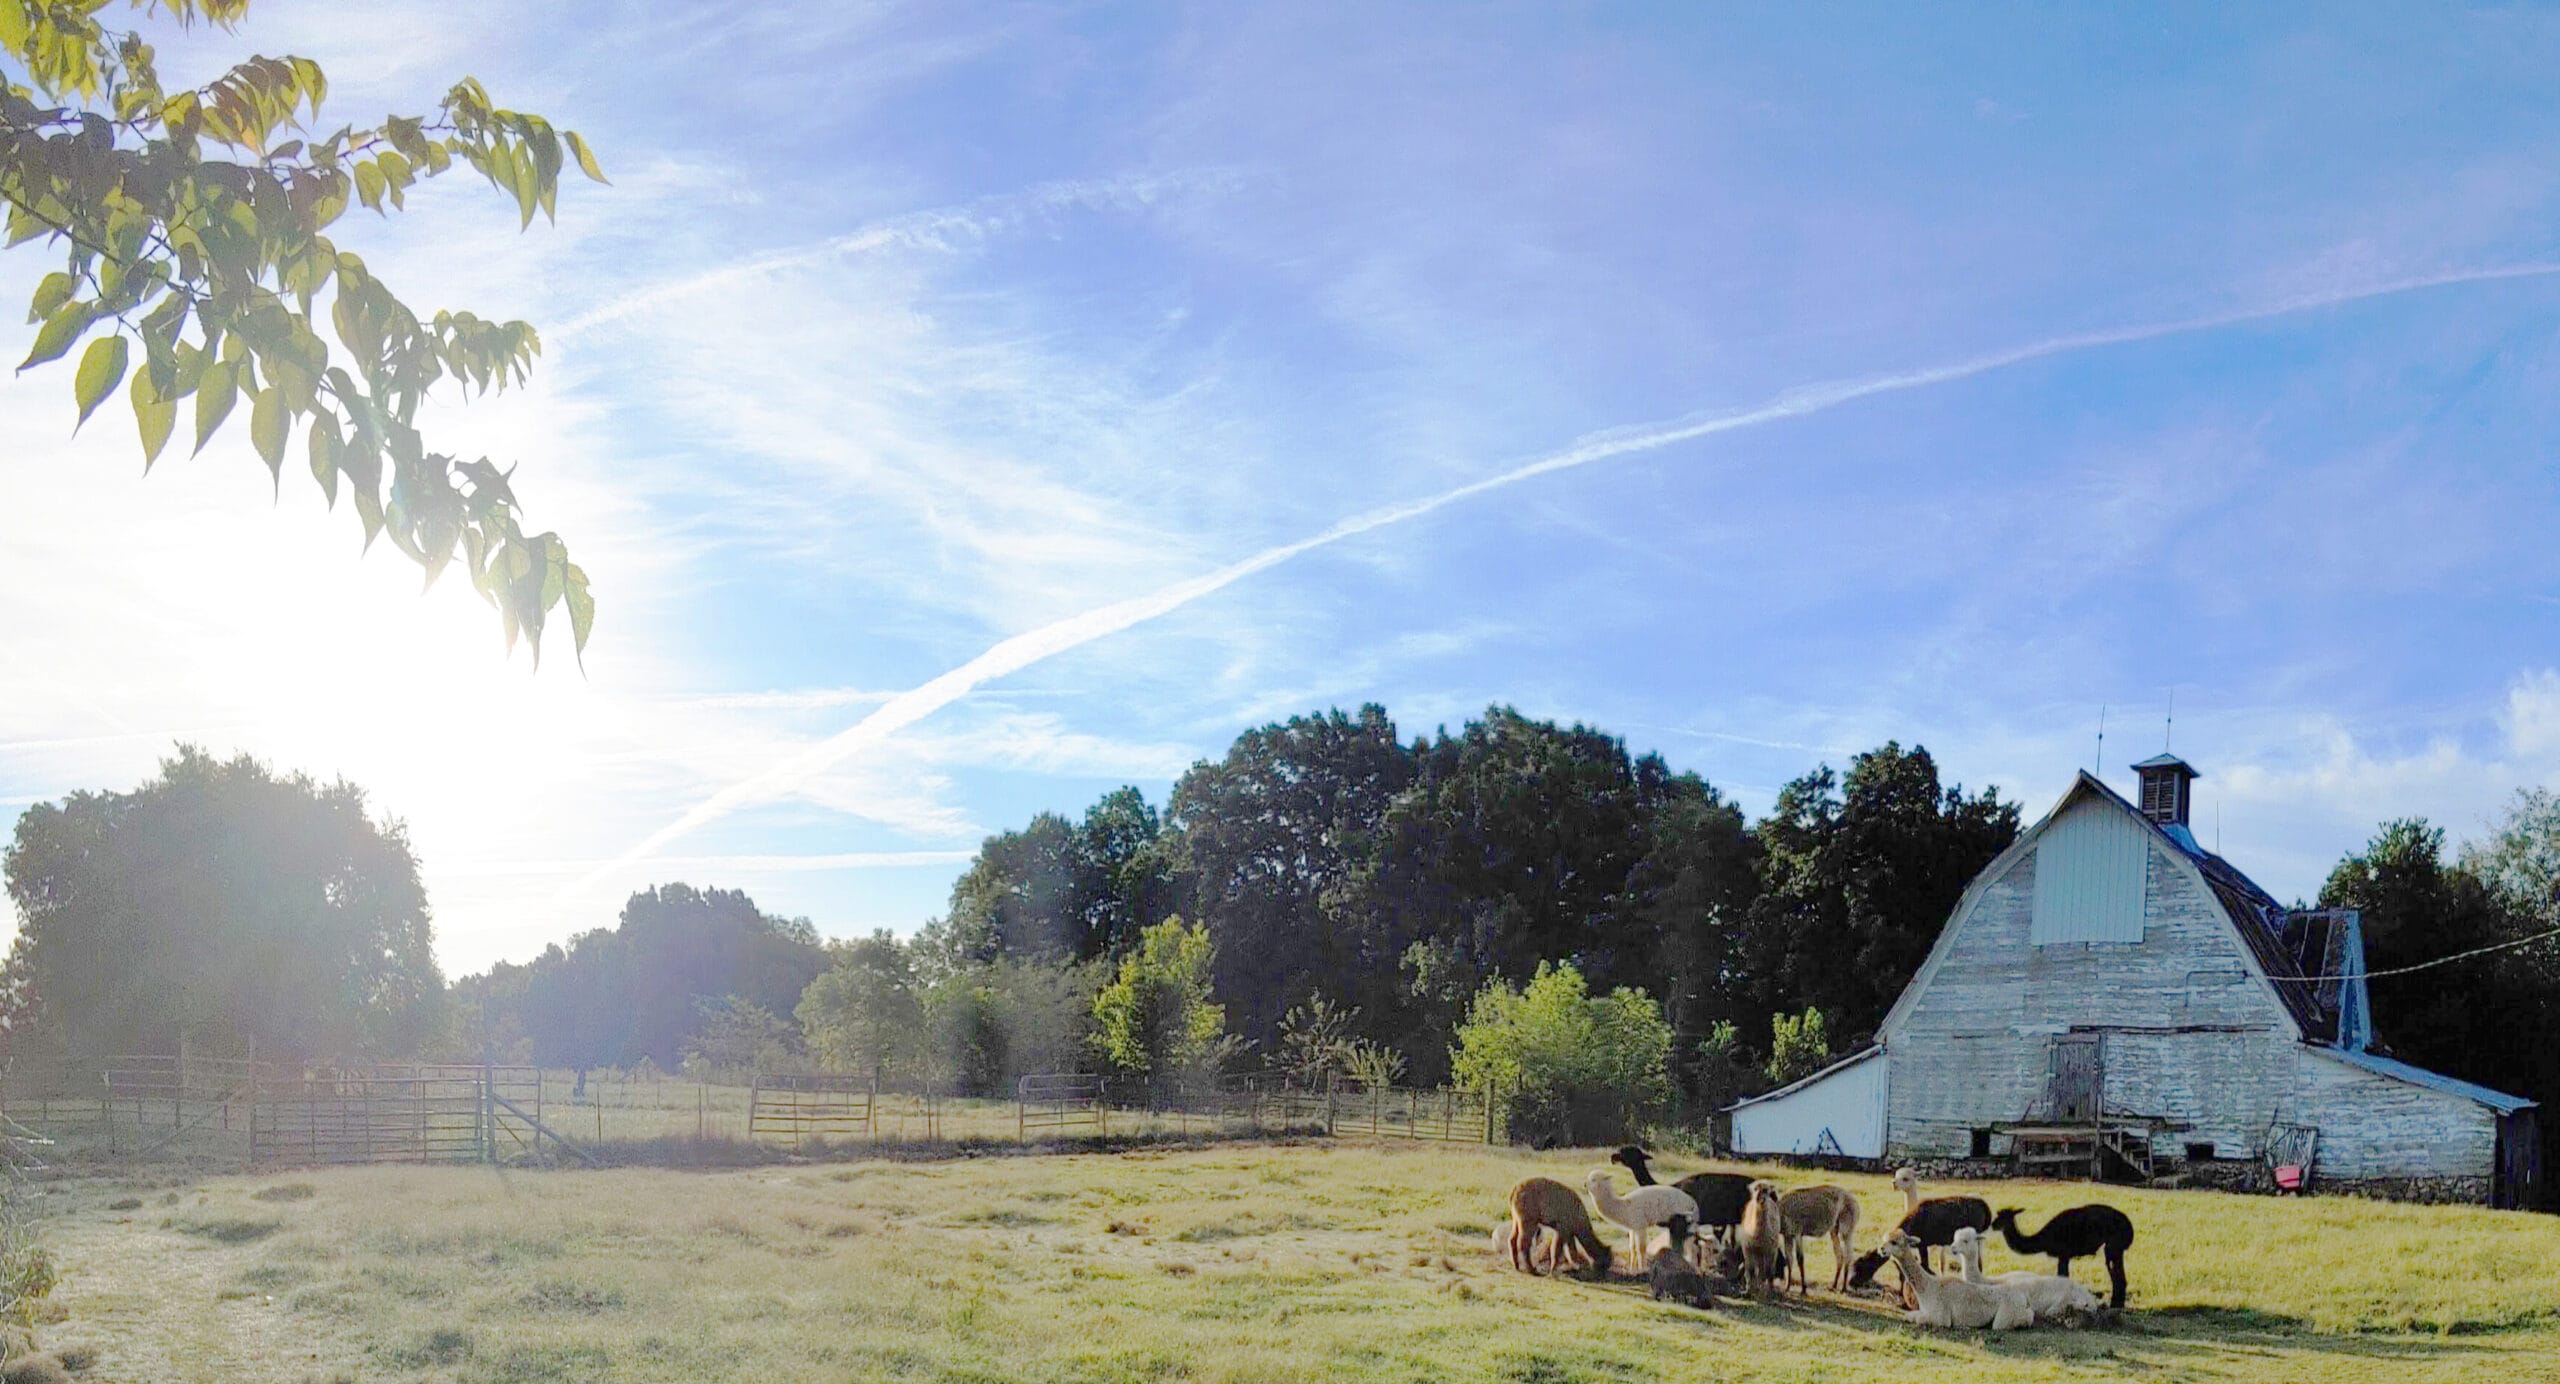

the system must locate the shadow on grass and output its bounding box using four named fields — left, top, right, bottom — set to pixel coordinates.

left=1649, top=1288, right=2527, bottom=1368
